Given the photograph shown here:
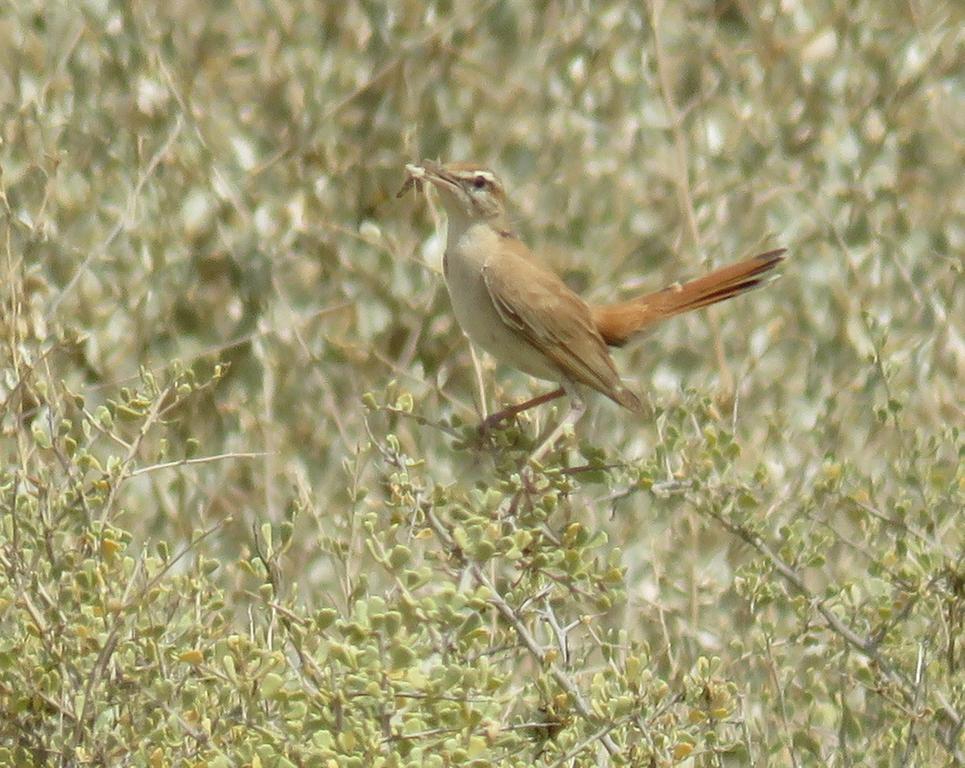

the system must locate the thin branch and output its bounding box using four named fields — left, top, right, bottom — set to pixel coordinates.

left=699, top=498, right=964, bottom=763
left=125, top=452, right=268, bottom=479
left=649, top=0, right=733, bottom=394
left=546, top=720, right=622, bottom=768
left=50, top=115, right=184, bottom=315
left=98, top=383, right=174, bottom=526
left=423, top=509, right=621, bottom=757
